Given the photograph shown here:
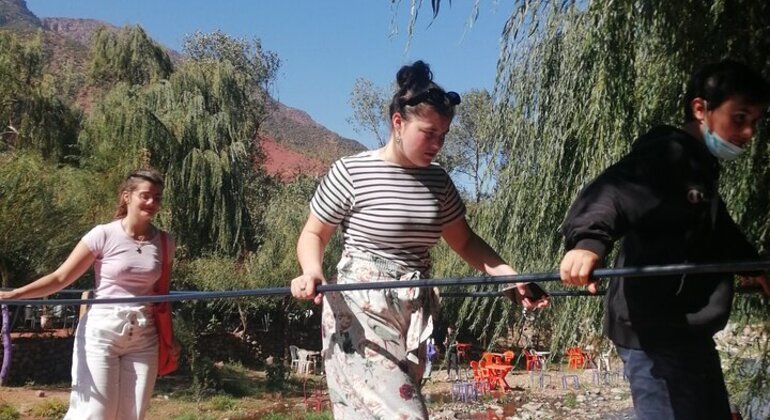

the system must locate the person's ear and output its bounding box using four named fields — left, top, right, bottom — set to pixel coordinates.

left=691, top=97, right=707, bottom=122
left=392, top=112, right=403, bottom=133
